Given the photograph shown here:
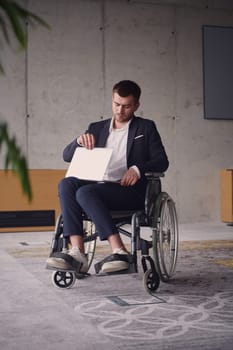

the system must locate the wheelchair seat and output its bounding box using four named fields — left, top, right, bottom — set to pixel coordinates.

left=47, top=172, right=179, bottom=294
